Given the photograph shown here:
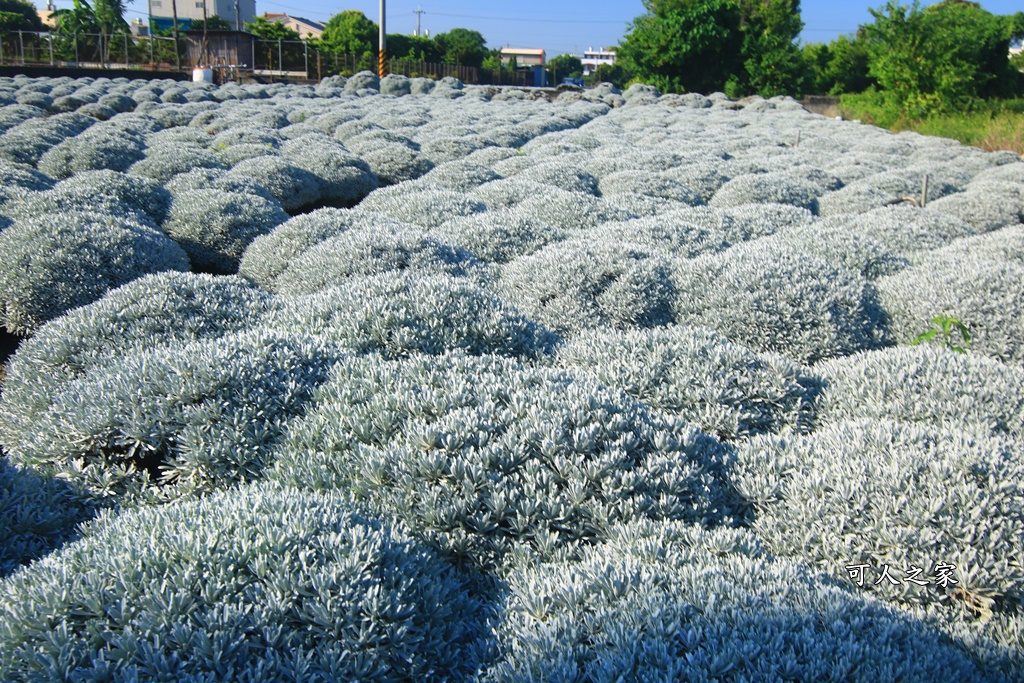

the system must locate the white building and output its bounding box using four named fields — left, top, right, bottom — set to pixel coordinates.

left=580, top=46, right=615, bottom=76
left=149, top=0, right=256, bottom=32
